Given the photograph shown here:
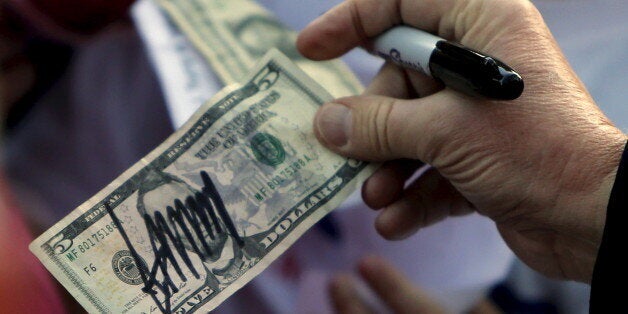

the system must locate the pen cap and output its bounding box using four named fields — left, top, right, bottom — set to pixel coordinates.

left=429, top=41, right=524, bottom=100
